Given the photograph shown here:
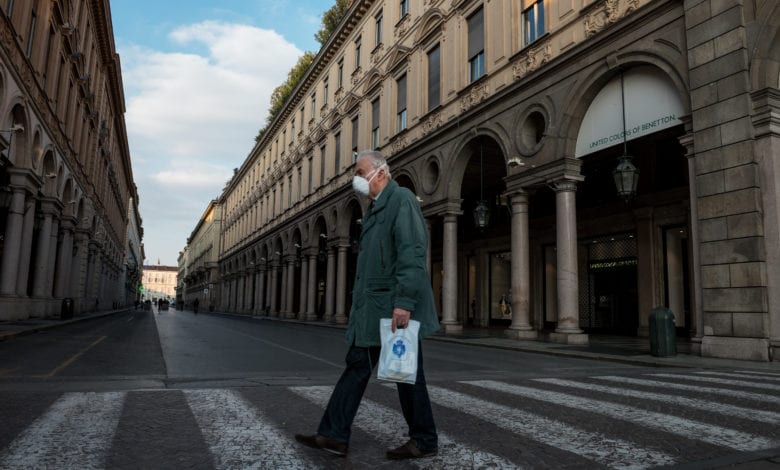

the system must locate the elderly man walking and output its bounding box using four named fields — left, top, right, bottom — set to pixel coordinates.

left=295, top=150, right=440, bottom=460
